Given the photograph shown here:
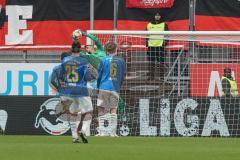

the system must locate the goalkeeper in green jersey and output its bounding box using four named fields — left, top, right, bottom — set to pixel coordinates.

left=72, top=29, right=106, bottom=70
left=82, top=33, right=106, bottom=70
